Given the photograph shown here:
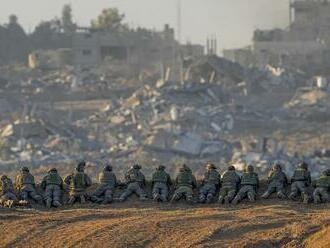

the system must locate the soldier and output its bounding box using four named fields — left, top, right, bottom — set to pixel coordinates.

left=40, top=168, right=64, bottom=208
left=171, top=164, right=197, bottom=203
left=199, top=163, right=220, bottom=203
left=65, top=161, right=92, bottom=205
left=261, top=163, right=288, bottom=199
left=15, top=167, right=43, bottom=204
left=91, top=164, right=117, bottom=204
left=0, top=175, right=18, bottom=207
left=218, top=165, right=241, bottom=204
left=232, top=165, right=259, bottom=205
left=313, top=170, right=330, bottom=204
left=151, top=165, right=172, bottom=202
left=289, top=162, right=311, bottom=203
left=119, top=164, right=147, bottom=202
